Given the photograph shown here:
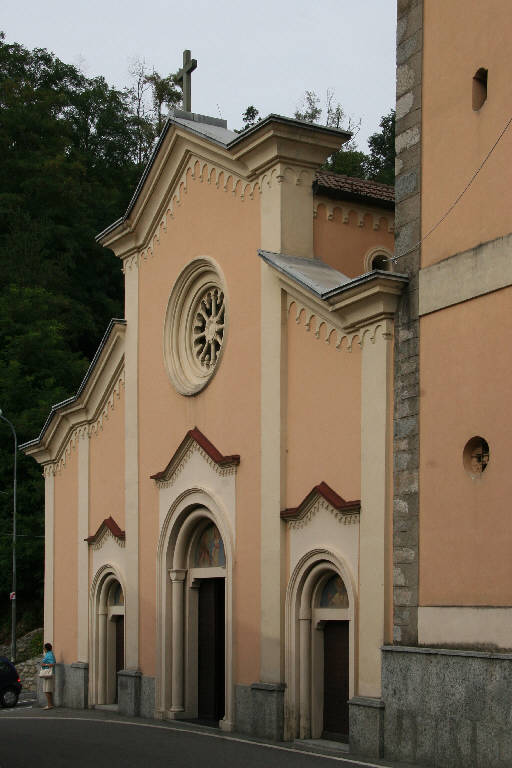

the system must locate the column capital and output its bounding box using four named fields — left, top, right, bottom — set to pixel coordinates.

left=327, top=273, right=407, bottom=338
left=169, top=569, right=187, bottom=583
